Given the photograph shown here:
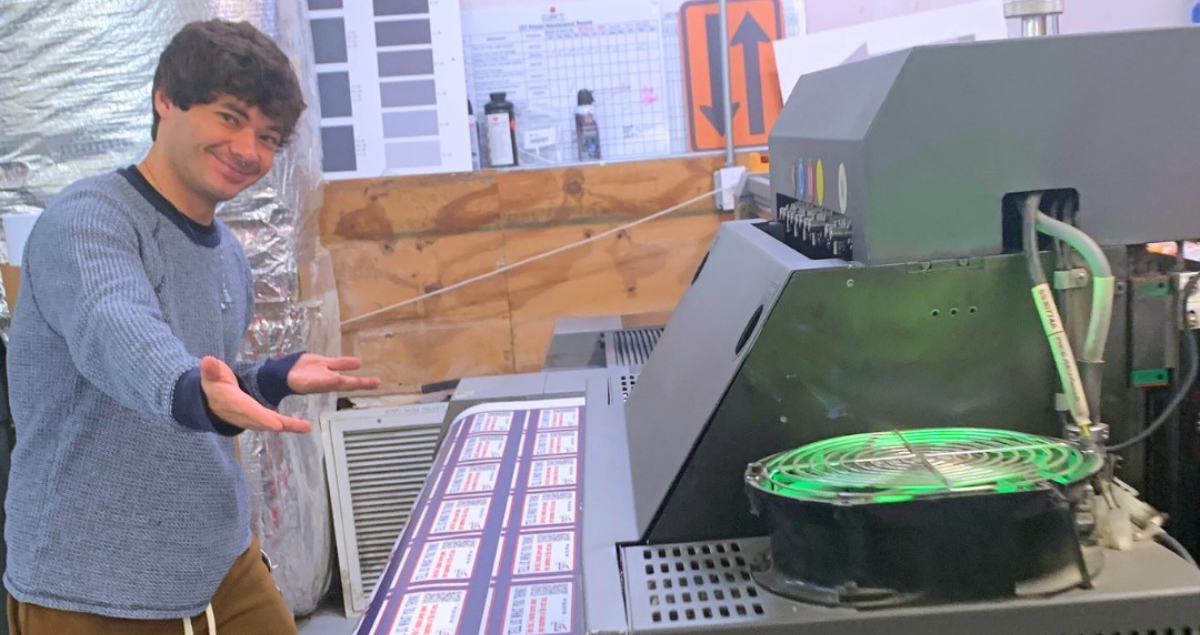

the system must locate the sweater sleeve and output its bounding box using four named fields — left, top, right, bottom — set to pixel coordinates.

left=24, top=191, right=210, bottom=429
left=231, top=354, right=303, bottom=408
